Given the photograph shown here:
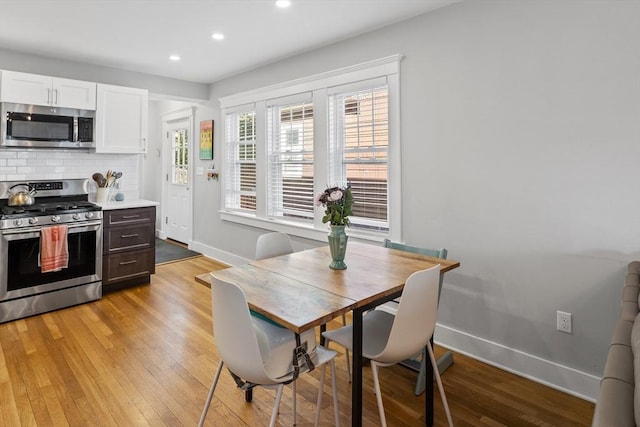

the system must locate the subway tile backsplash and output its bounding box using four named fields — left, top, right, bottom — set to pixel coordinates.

left=0, top=149, right=140, bottom=201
